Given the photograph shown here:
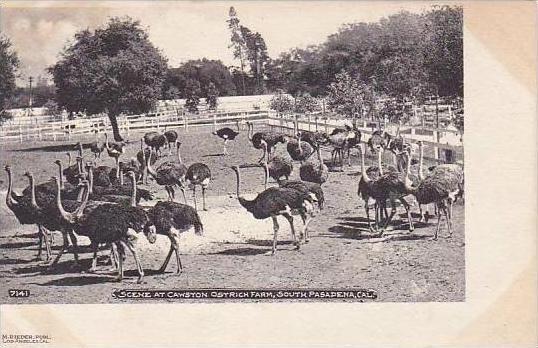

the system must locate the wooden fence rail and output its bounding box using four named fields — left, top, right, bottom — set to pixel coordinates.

left=0, top=109, right=463, bottom=164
